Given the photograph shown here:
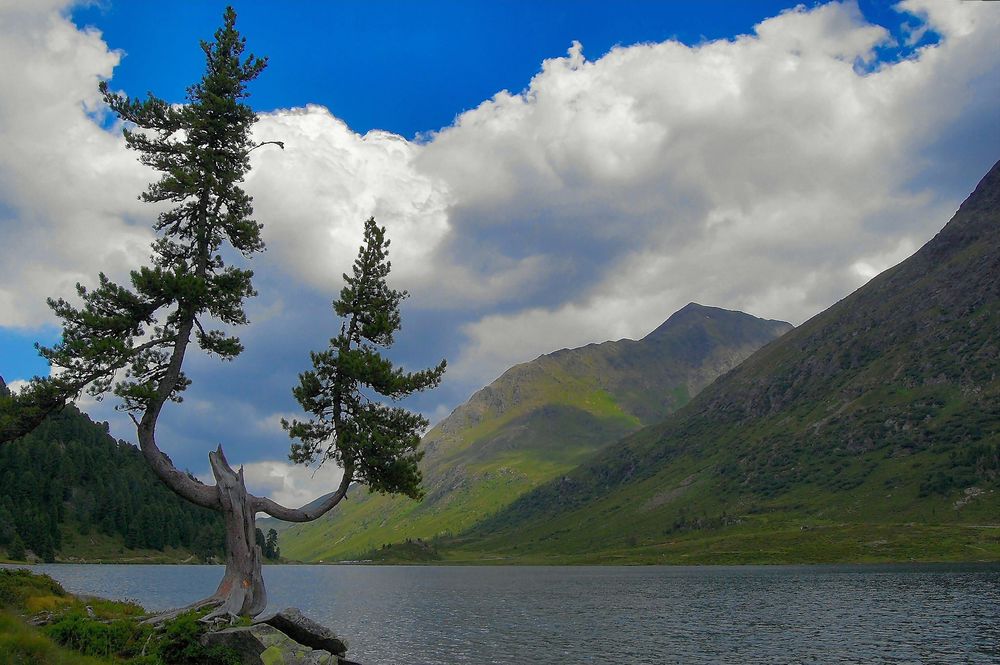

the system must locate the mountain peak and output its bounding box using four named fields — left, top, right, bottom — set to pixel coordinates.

left=464, top=158, right=1000, bottom=563
left=643, top=302, right=791, bottom=342
left=923, top=158, right=1000, bottom=262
